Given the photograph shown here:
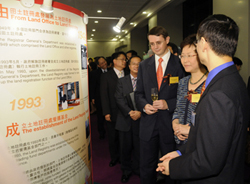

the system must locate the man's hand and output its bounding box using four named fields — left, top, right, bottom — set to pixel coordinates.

left=156, top=159, right=170, bottom=175
left=129, top=110, right=141, bottom=121
left=159, top=151, right=180, bottom=162
left=156, top=151, right=180, bottom=175
left=153, top=100, right=168, bottom=110
left=92, top=99, right=95, bottom=105
left=105, top=114, right=111, bottom=122
left=144, top=104, right=158, bottom=115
